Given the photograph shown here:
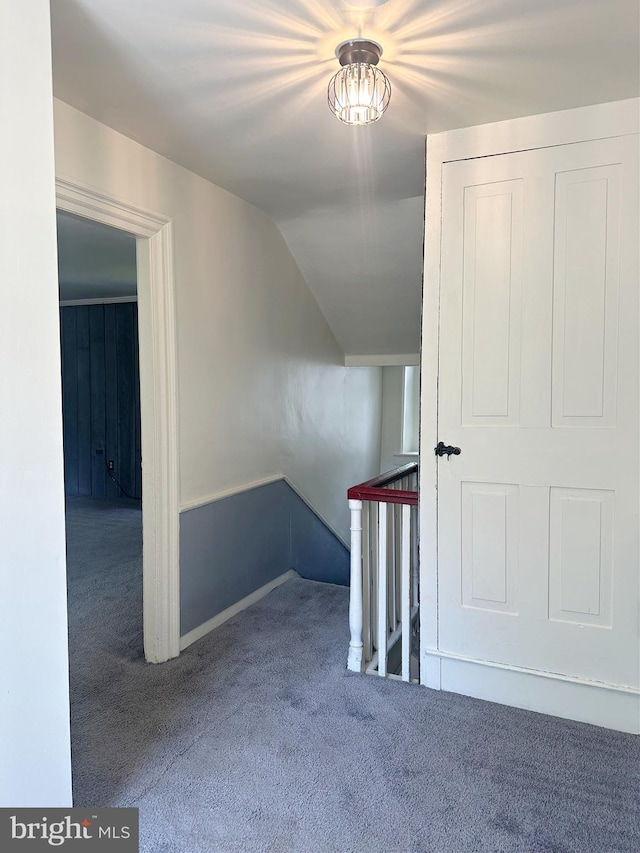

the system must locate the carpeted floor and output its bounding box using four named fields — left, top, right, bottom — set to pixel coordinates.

left=66, top=497, right=640, bottom=853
